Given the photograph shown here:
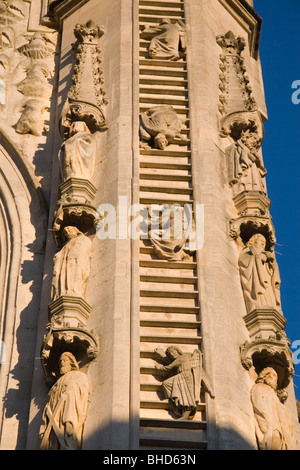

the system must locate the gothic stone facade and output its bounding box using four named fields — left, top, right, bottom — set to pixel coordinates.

left=0, top=0, right=298, bottom=450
